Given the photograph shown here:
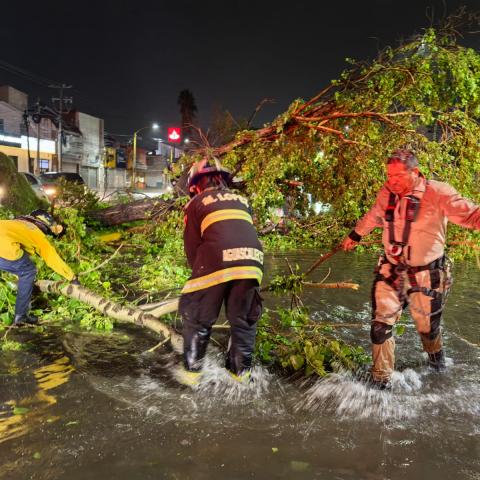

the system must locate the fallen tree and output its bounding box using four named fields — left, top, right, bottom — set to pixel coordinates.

left=90, top=197, right=175, bottom=226
left=36, top=280, right=183, bottom=353
left=177, top=14, right=480, bottom=240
